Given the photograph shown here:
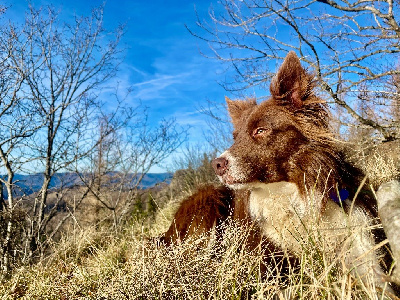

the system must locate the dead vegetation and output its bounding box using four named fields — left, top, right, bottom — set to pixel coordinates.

left=1, top=211, right=396, bottom=299
left=348, top=140, right=400, bottom=187
left=1, top=154, right=399, bottom=299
